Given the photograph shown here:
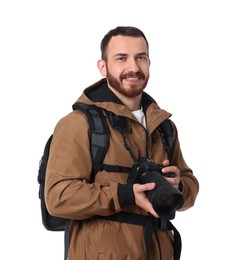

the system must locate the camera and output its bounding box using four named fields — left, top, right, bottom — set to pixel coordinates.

left=130, top=158, right=184, bottom=220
